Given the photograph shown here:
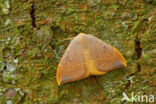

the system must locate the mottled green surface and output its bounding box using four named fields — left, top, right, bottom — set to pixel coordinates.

left=0, top=0, right=155, bottom=104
